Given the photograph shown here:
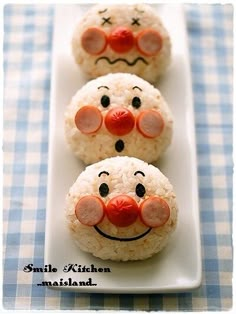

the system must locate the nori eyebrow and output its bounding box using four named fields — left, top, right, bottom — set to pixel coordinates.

left=132, top=86, right=143, bottom=92
left=134, top=171, right=145, bottom=177
left=98, top=9, right=108, bottom=14
left=135, top=8, right=145, bottom=13
left=98, top=171, right=110, bottom=177
left=98, top=86, right=109, bottom=90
